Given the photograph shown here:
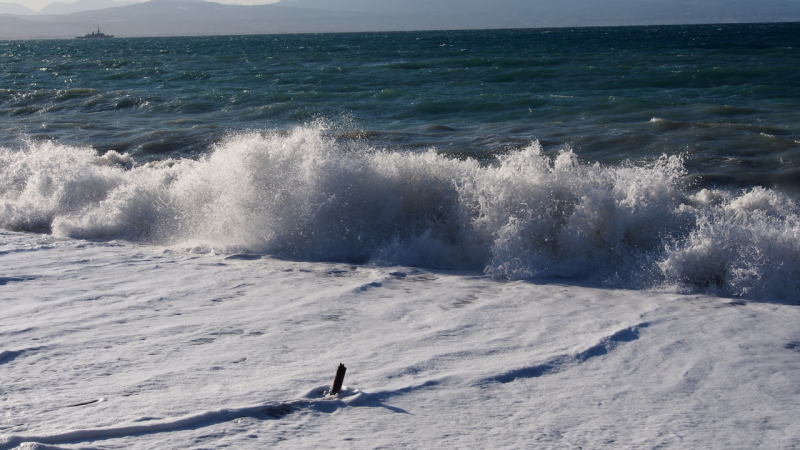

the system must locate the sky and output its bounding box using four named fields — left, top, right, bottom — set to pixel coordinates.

left=0, top=0, right=133, bottom=12
left=1, top=0, right=280, bottom=11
